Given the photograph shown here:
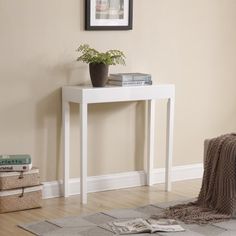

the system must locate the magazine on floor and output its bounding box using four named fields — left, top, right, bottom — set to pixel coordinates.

left=107, top=218, right=185, bottom=234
